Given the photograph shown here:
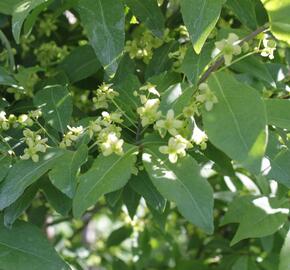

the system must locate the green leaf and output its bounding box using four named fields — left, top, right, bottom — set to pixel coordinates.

left=261, top=0, right=290, bottom=45
left=41, top=180, right=72, bottom=216
left=0, top=217, right=71, bottom=270
left=0, top=148, right=63, bottom=210
left=0, top=154, right=11, bottom=182
left=265, top=99, right=290, bottom=130
left=123, top=184, right=140, bottom=219
left=34, top=85, right=73, bottom=133
left=4, top=183, right=38, bottom=228
left=180, top=0, right=225, bottom=54
left=202, top=71, right=267, bottom=174
left=12, top=0, right=48, bottom=43
left=129, top=170, right=166, bottom=212
left=159, top=83, right=193, bottom=115
left=180, top=43, right=213, bottom=86
left=77, top=0, right=125, bottom=75
left=142, top=146, right=214, bottom=234
left=279, top=229, right=290, bottom=270
left=222, top=196, right=289, bottom=245
left=49, top=145, right=88, bottom=198
left=107, top=226, right=133, bottom=247
left=124, top=0, right=165, bottom=37
left=226, top=0, right=258, bottom=29
left=0, top=66, right=17, bottom=86
left=59, top=45, right=101, bottom=83
left=145, top=41, right=178, bottom=79
left=0, top=0, right=22, bottom=15
left=73, top=144, right=138, bottom=218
